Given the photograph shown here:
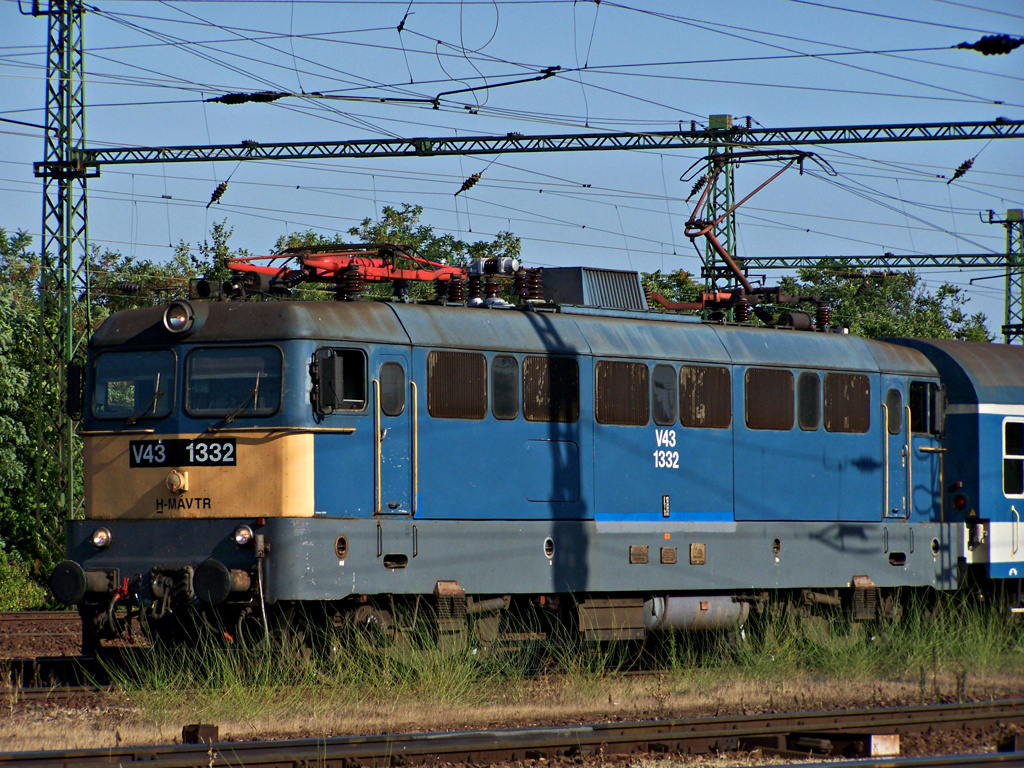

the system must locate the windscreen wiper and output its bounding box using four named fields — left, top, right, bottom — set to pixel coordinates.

left=212, top=371, right=263, bottom=429
left=125, top=373, right=163, bottom=426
